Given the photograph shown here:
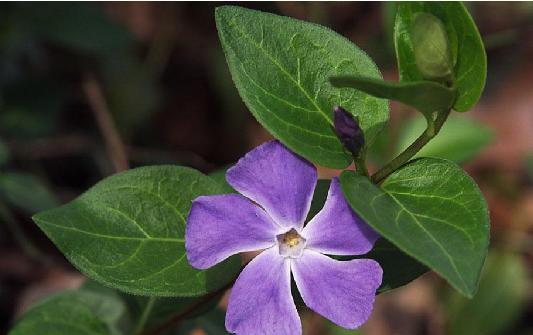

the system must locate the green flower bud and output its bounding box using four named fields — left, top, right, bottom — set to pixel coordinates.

left=411, top=12, right=453, bottom=80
